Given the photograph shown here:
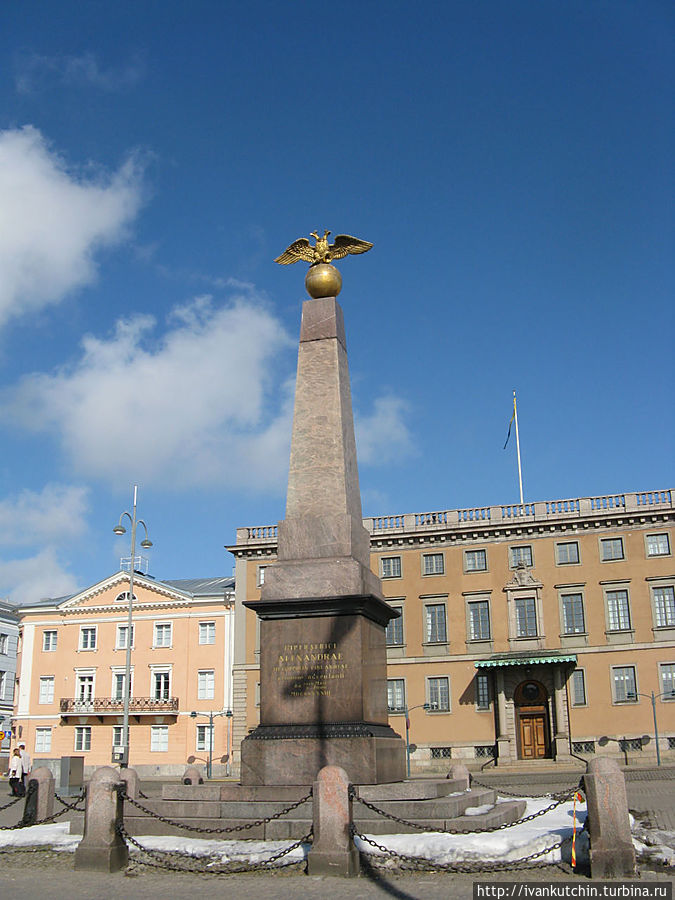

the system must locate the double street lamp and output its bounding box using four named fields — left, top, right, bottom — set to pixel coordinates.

left=190, top=709, right=233, bottom=778
left=113, top=485, right=152, bottom=769
left=626, top=689, right=675, bottom=766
